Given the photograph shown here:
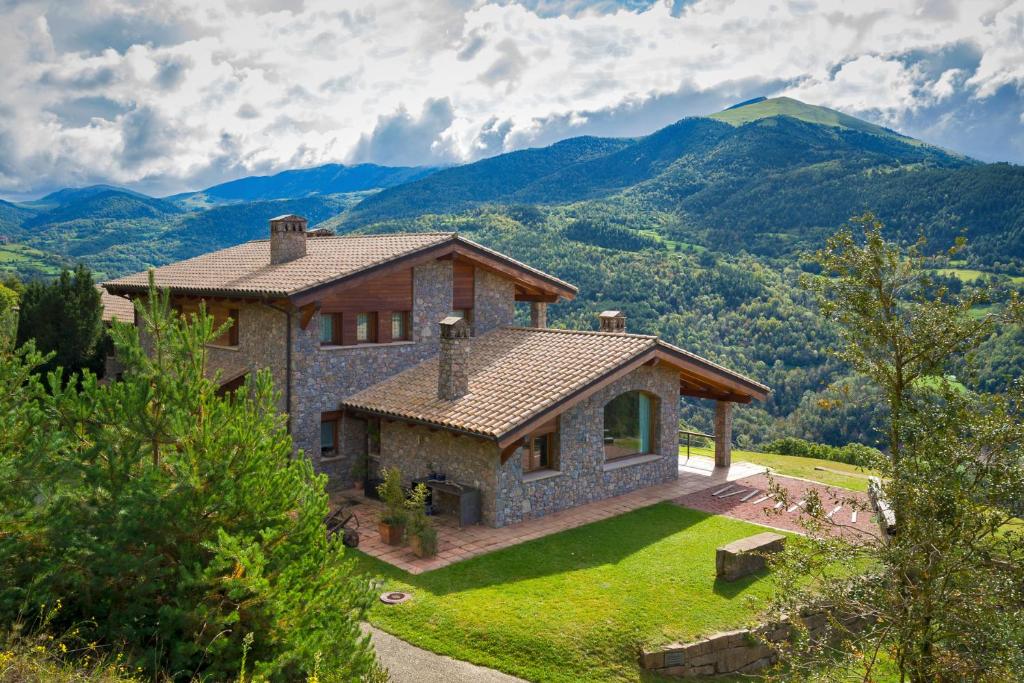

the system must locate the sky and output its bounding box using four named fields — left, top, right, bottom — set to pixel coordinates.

left=1, top=0, right=1023, bottom=199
